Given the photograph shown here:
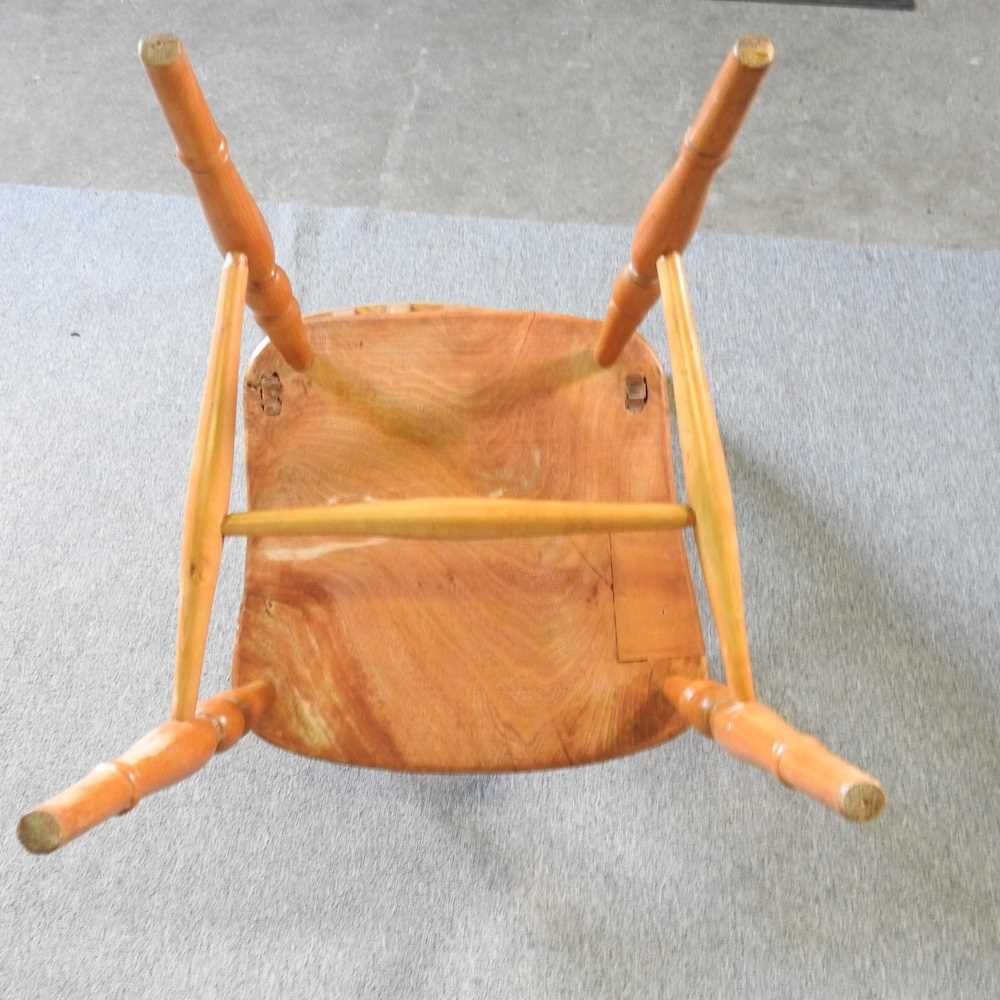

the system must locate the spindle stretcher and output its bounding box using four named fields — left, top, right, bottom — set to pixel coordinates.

left=17, top=33, right=884, bottom=855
